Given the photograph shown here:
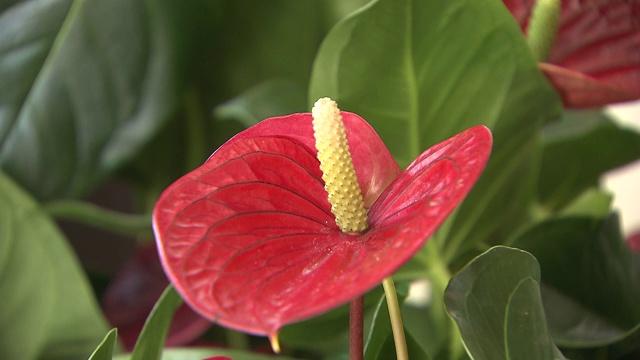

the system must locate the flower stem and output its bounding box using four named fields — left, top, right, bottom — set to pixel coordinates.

left=44, top=200, right=151, bottom=238
left=382, top=276, right=408, bottom=360
left=350, top=296, right=364, bottom=360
